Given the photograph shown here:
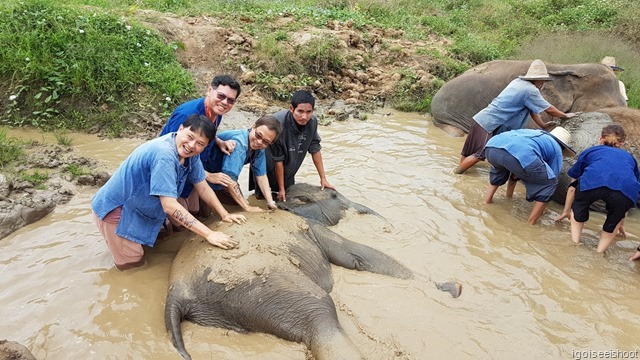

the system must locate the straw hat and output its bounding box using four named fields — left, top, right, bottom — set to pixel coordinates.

left=548, top=126, right=576, bottom=154
left=601, top=56, right=624, bottom=71
left=519, top=59, right=552, bottom=81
